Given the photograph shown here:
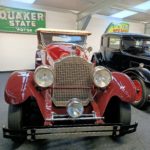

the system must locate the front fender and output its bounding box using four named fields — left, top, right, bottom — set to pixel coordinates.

left=123, top=67, right=150, bottom=84
left=5, top=71, right=34, bottom=104
left=5, top=71, right=52, bottom=123
left=96, top=72, right=136, bottom=116
left=91, top=52, right=104, bottom=66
